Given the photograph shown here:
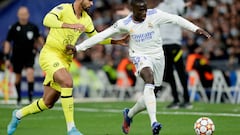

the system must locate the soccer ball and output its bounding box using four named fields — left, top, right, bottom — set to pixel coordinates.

left=194, top=117, right=215, bottom=135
